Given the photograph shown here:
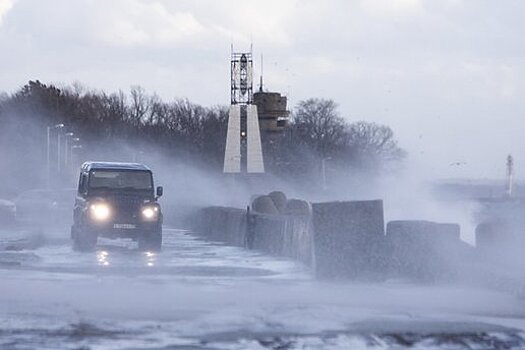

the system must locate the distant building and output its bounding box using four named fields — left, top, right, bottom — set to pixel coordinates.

left=253, top=89, right=289, bottom=136
left=252, top=83, right=290, bottom=170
